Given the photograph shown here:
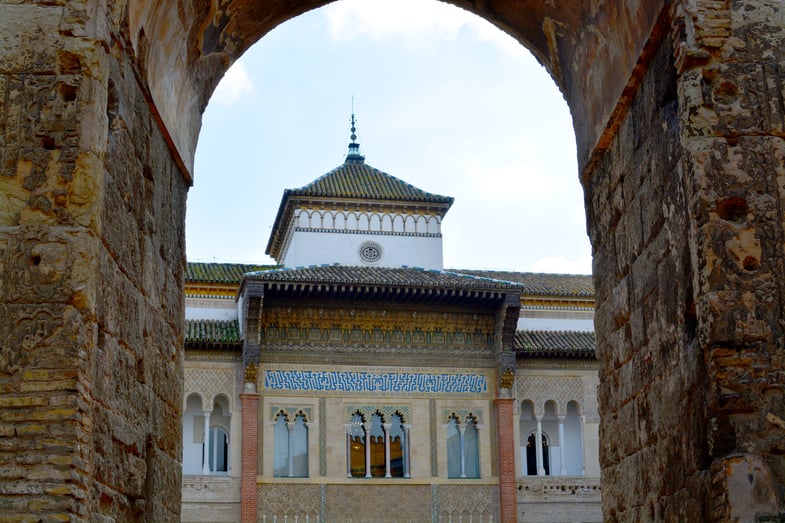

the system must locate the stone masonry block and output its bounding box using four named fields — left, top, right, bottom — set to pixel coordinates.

left=0, top=226, right=99, bottom=308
